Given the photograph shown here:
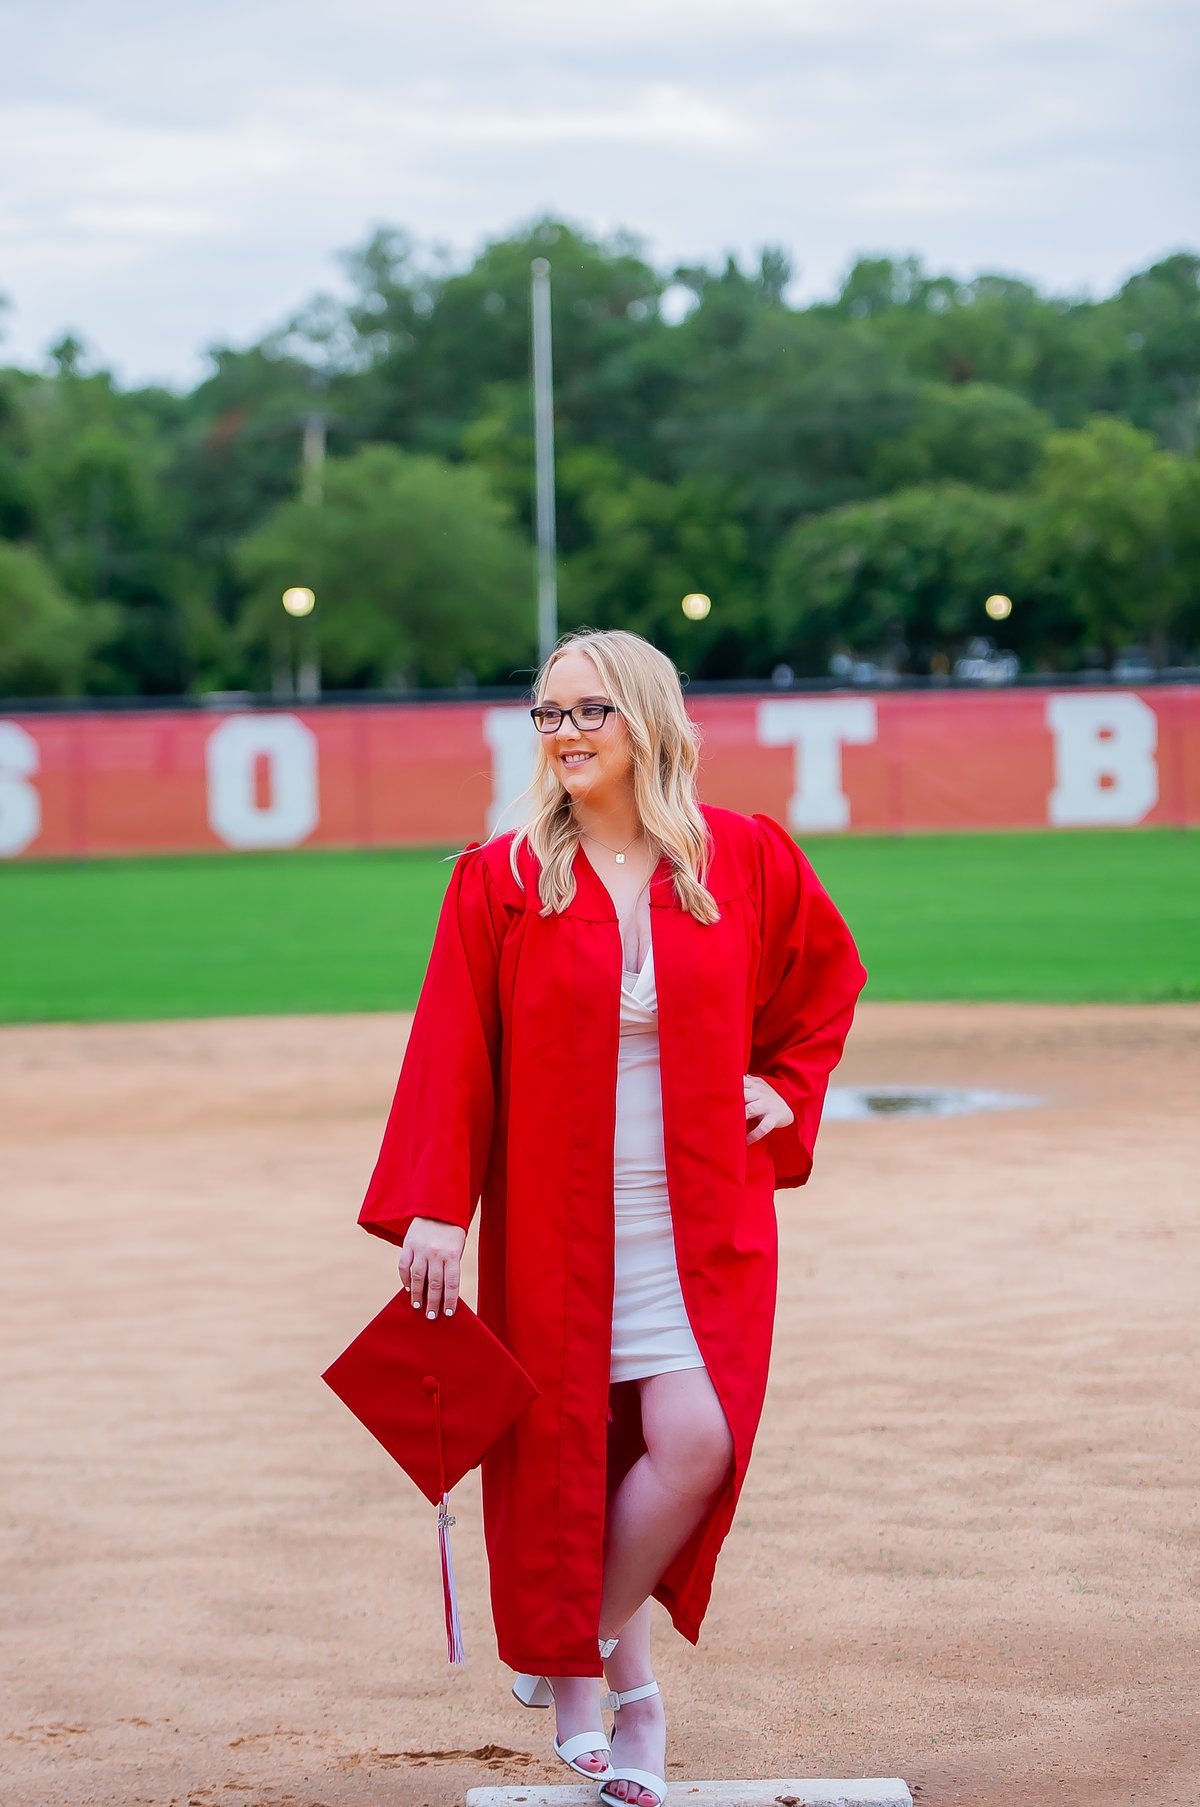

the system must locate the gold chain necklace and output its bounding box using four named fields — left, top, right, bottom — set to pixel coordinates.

left=580, top=828, right=644, bottom=866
